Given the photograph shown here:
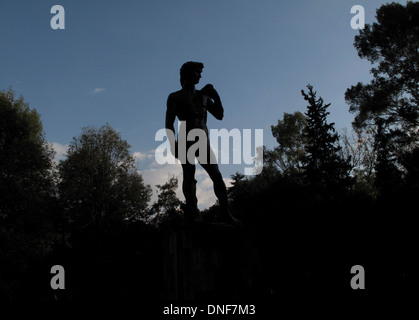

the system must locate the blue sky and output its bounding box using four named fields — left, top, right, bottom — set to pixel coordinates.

left=0, top=0, right=404, bottom=208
